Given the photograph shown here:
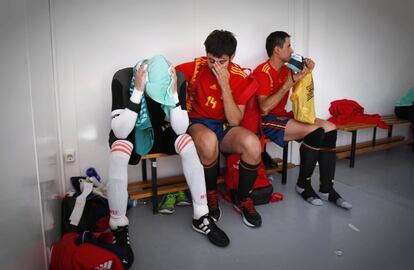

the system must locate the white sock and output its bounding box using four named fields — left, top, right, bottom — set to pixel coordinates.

left=175, top=134, right=209, bottom=219
left=107, top=140, right=133, bottom=230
